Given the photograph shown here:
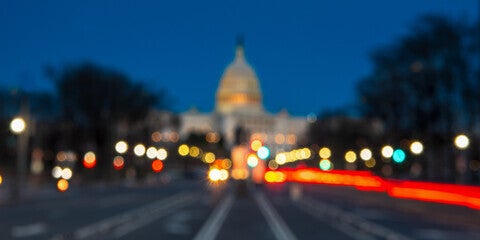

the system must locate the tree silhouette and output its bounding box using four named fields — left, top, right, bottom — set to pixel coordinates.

left=51, top=62, right=159, bottom=178
left=357, top=15, right=472, bottom=181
